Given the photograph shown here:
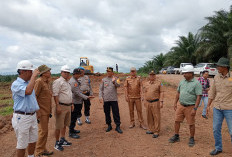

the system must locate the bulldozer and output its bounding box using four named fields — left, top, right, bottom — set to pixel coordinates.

left=80, top=57, right=94, bottom=74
